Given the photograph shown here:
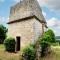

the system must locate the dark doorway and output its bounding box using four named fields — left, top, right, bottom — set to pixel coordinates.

left=16, top=36, right=20, bottom=51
